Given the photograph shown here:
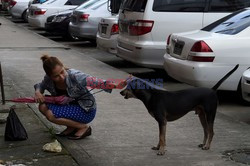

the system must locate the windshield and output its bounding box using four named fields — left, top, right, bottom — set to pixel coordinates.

left=121, top=0, right=147, bottom=12
left=75, top=0, right=101, bottom=10
left=202, top=9, right=250, bottom=35
left=92, top=1, right=106, bottom=10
